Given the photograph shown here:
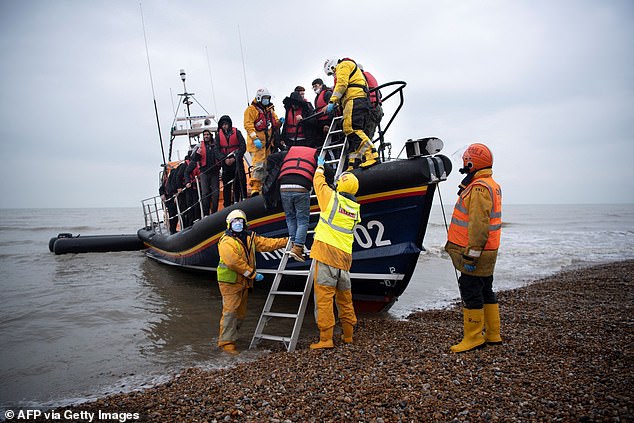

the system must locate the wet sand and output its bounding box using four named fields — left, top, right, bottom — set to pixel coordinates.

left=46, top=260, right=633, bottom=421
